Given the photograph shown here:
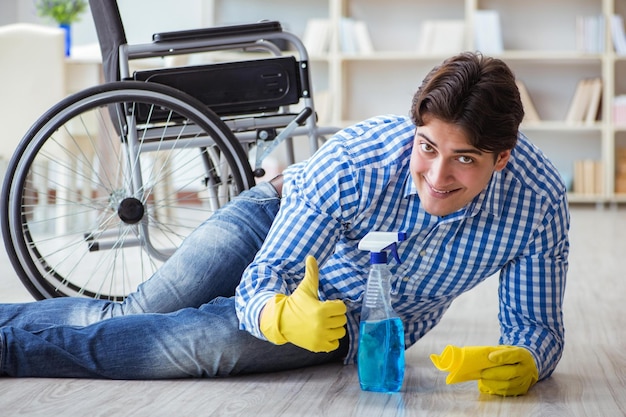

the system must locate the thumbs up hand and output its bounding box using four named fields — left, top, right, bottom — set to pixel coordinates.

left=260, top=256, right=347, bottom=352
